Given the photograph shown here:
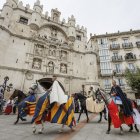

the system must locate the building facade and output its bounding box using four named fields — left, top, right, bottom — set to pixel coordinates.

left=88, top=30, right=140, bottom=98
left=0, top=0, right=99, bottom=95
